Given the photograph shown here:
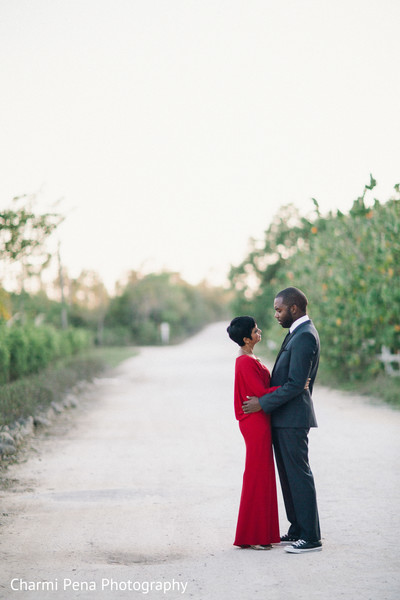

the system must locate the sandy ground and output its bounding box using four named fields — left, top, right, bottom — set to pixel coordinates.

left=0, top=322, right=399, bottom=600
